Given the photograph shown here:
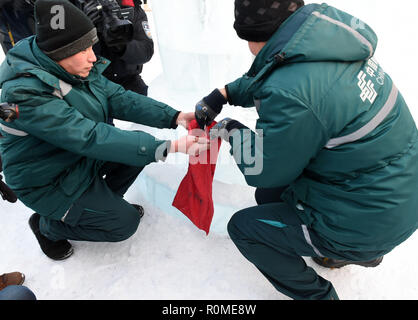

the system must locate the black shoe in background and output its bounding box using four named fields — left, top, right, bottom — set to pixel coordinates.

left=312, top=256, right=383, bottom=269
left=28, top=213, right=74, bottom=261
